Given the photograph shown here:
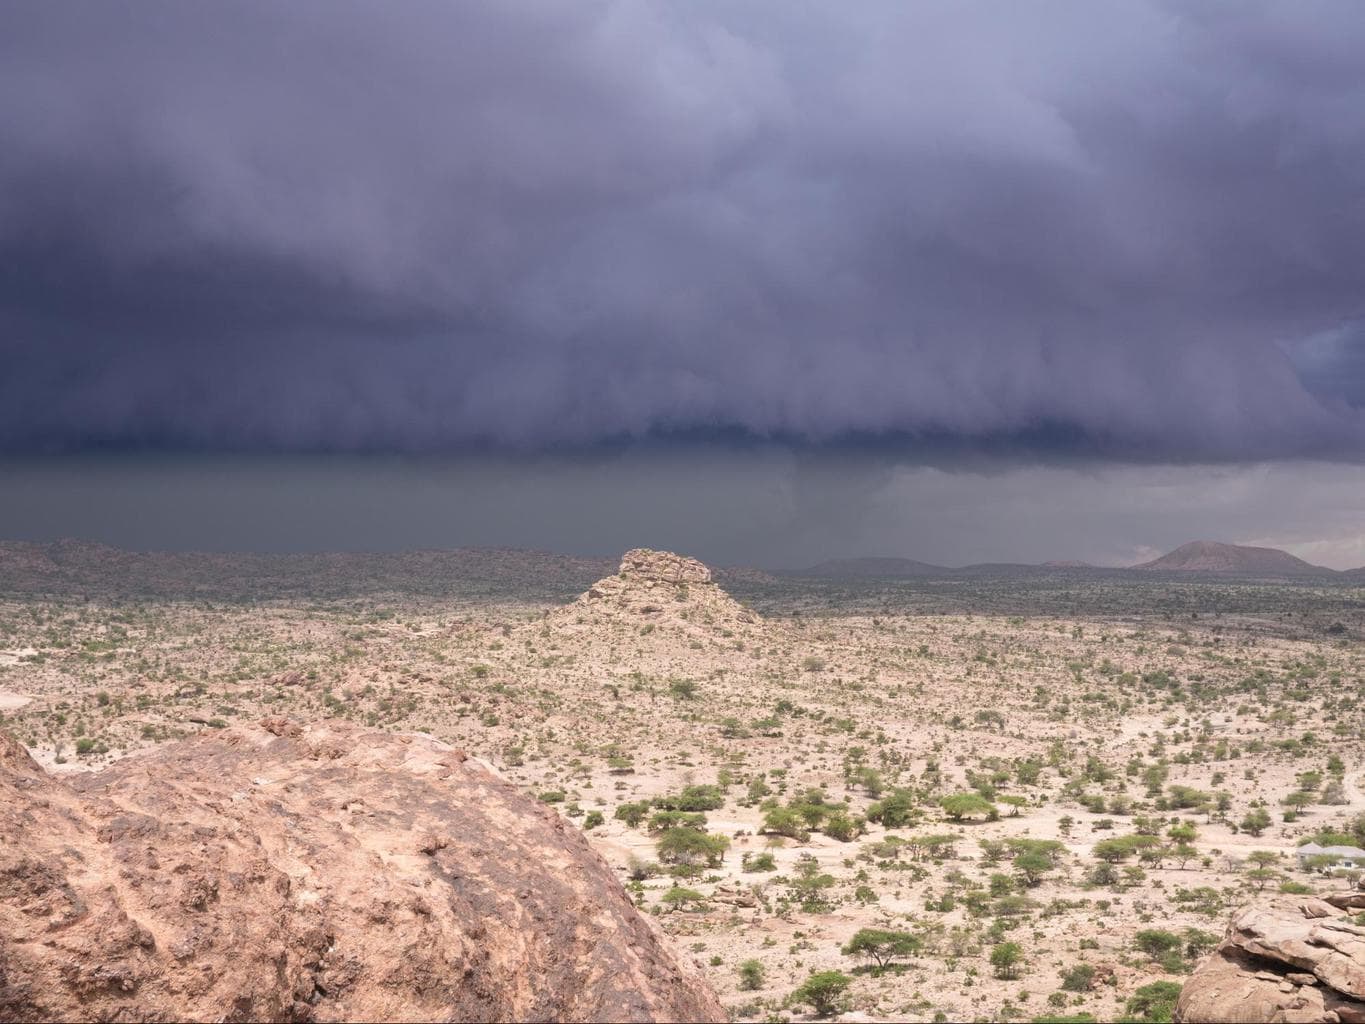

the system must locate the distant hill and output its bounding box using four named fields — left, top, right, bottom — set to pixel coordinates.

left=1132, top=541, right=1334, bottom=576
left=785, top=557, right=1106, bottom=579
left=0, top=540, right=617, bottom=601
left=784, top=556, right=949, bottom=579
left=954, top=562, right=1064, bottom=577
